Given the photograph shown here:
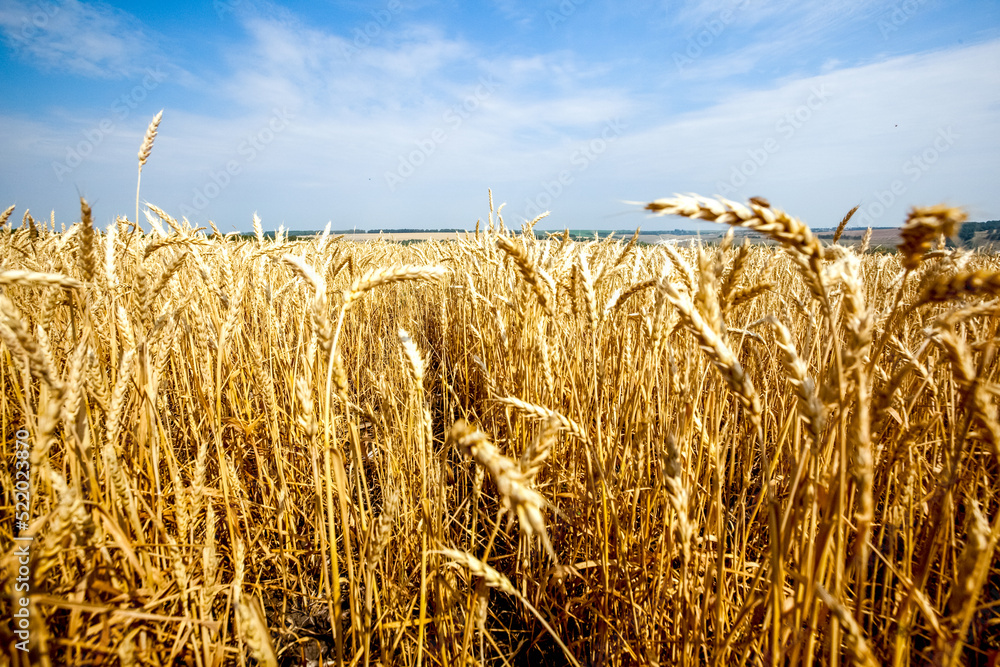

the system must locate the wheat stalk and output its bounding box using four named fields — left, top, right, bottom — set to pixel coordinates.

left=136, top=110, right=163, bottom=230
